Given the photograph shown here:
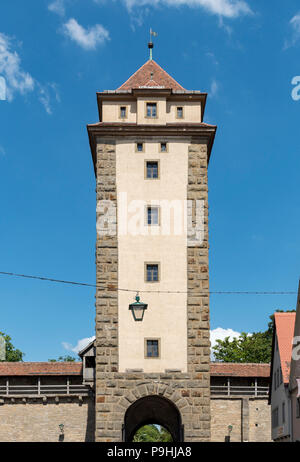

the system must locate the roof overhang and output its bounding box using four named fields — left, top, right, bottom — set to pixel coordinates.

left=87, top=123, right=217, bottom=177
